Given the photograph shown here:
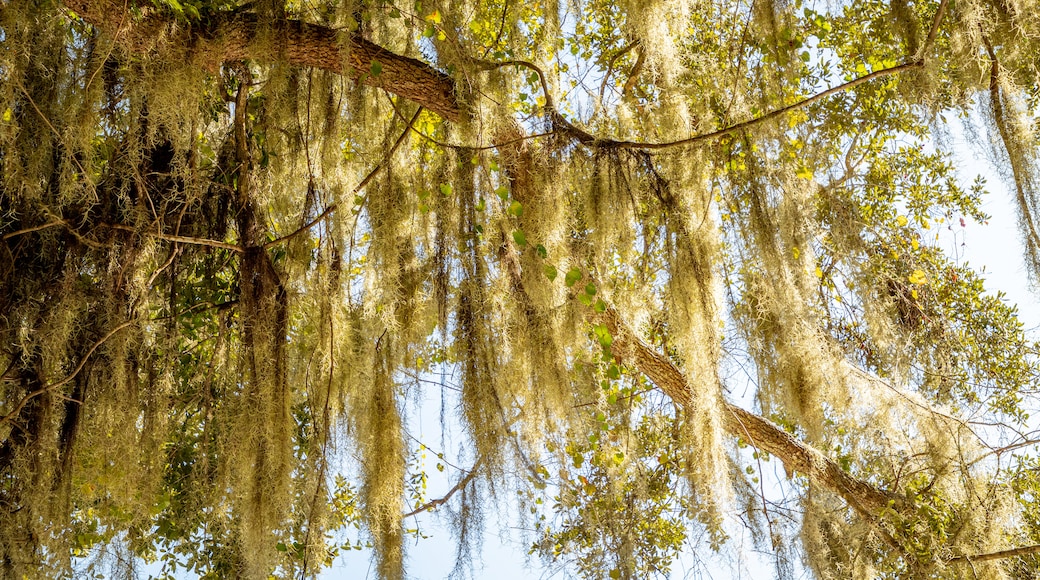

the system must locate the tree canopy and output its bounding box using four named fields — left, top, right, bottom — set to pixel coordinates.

left=4, top=0, right=1040, bottom=577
